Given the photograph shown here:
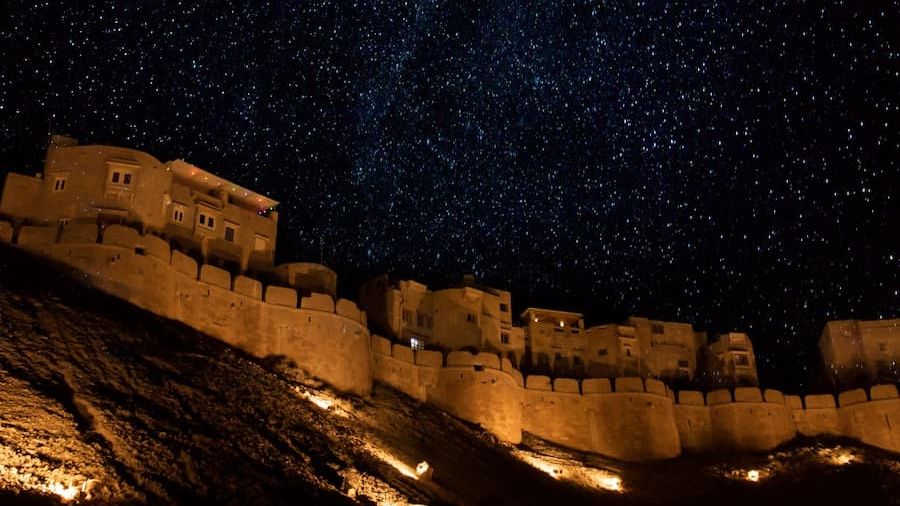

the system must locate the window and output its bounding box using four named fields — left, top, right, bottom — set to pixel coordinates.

left=224, top=226, right=236, bottom=242
left=652, top=323, right=664, bottom=334
left=123, top=173, right=132, bottom=185
left=410, top=337, right=424, bottom=351
left=625, top=348, right=632, bottom=357
left=879, top=342, right=888, bottom=352
left=598, top=348, right=608, bottom=356
left=58, top=218, right=70, bottom=227
left=734, top=353, right=750, bottom=367
left=53, top=175, right=67, bottom=191
left=254, top=235, right=269, bottom=251
left=466, top=312, right=476, bottom=323
left=198, top=211, right=216, bottom=231
left=172, top=205, right=186, bottom=223
left=500, top=303, right=509, bottom=312
left=111, top=172, right=120, bottom=183
left=416, top=311, right=424, bottom=327
left=402, top=309, right=412, bottom=324
left=501, top=333, right=510, bottom=345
